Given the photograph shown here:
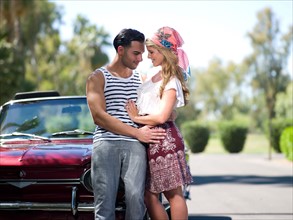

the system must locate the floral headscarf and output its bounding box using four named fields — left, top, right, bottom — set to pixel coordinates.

left=151, top=26, right=191, bottom=80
